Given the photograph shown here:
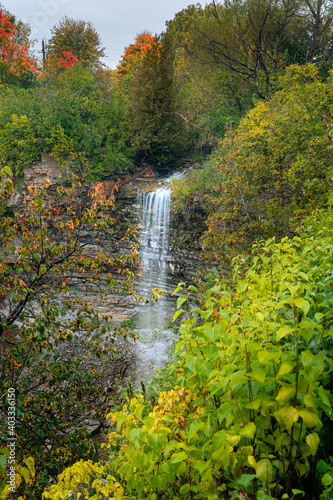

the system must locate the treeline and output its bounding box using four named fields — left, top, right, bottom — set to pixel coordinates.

left=2, top=0, right=332, bottom=183
left=166, top=1, right=333, bottom=263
